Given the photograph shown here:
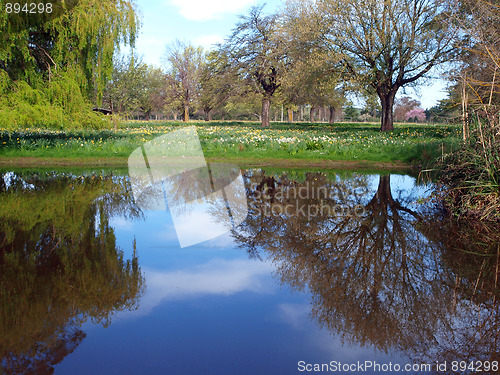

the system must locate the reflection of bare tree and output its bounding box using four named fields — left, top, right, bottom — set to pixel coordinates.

left=234, top=170, right=500, bottom=369
left=132, top=163, right=244, bottom=218
left=235, top=169, right=371, bottom=257
left=0, top=172, right=145, bottom=374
